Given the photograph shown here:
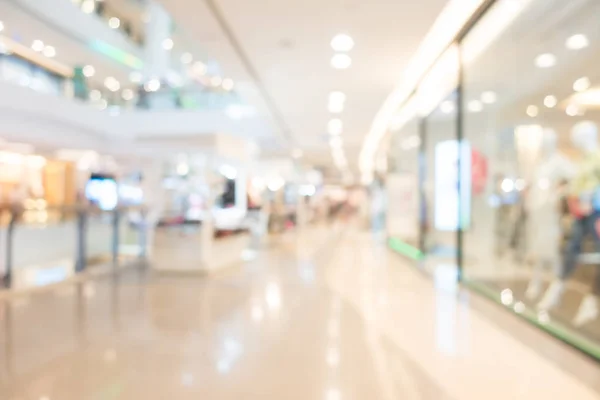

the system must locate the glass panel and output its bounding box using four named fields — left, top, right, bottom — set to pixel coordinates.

left=462, top=0, right=600, bottom=348
left=417, top=46, right=460, bottom=274
left=386, top=97, right=420, bottom=253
